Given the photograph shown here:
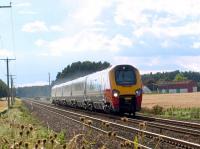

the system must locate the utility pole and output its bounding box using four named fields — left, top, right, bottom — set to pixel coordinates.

left=48, top=73, right=51, bottom=97
left=10, top=75, right=16, bottom=105
left=48, top=72, right=51, bottom=86
left=0, top=0, right=13, bottom=109
left=0, top=58, right=16, bottom=109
